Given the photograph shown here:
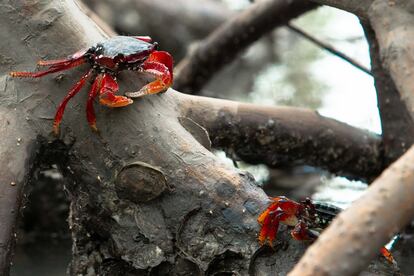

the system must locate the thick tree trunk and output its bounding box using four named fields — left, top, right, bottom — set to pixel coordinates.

left=178, top=94, right=384, bottom=181
left=0, top=1, right=290, bottom=274
left=0, top=108, right=38, bottom=275
left=0, top=0, right=396, bottom=275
